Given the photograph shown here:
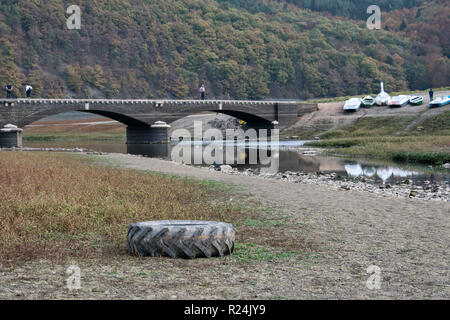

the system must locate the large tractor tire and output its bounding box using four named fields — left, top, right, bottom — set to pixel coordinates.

left=127, top=220, right=235, bottom=259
